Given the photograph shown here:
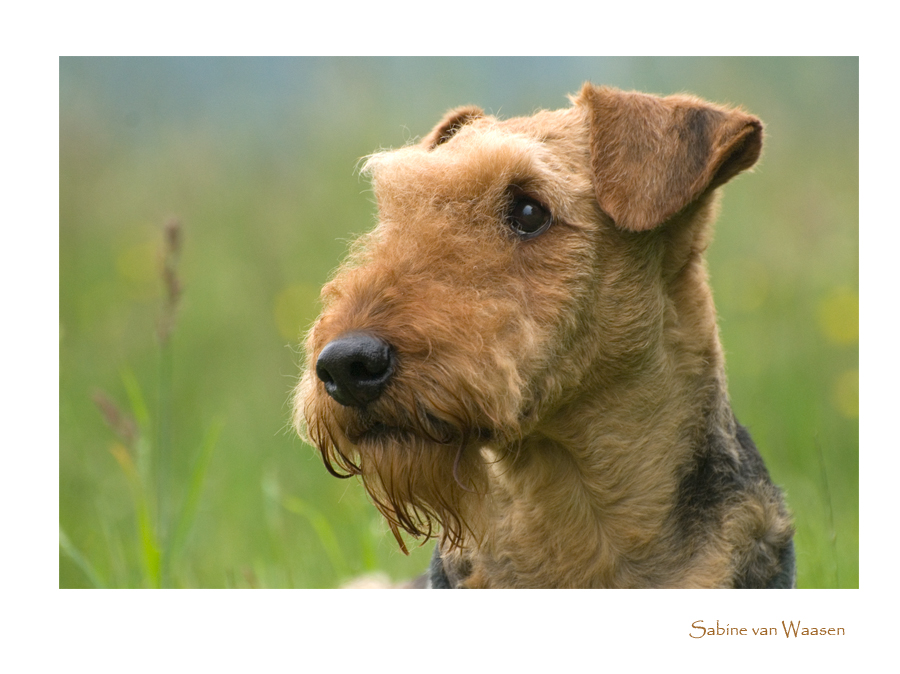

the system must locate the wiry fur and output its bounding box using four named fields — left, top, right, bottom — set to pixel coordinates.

left=294, top=84, right=794, bottom=587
